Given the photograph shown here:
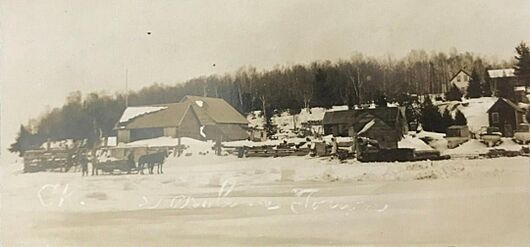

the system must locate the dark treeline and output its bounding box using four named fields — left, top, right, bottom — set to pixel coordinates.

left=11, top=49, right=512, bottom=155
